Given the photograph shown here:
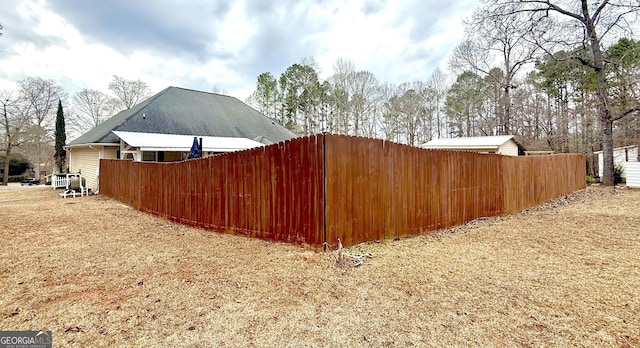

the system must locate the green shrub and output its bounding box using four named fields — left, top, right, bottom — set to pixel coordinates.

left=586, top=176, right=598, bottom=185
left=613, top=164, right=624, bottom=185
